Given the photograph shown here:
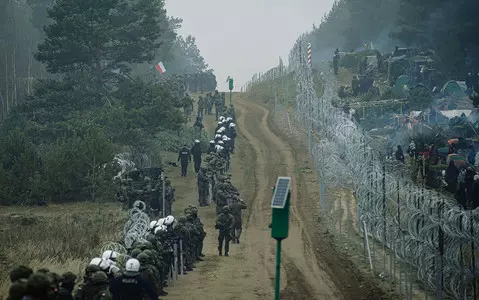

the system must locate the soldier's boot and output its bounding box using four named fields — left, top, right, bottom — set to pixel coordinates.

left=225, top=252, right=229, bottom=257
